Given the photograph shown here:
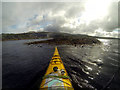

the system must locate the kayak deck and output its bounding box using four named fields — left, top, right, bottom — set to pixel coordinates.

left=40, top=47, right=74, bottom=90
